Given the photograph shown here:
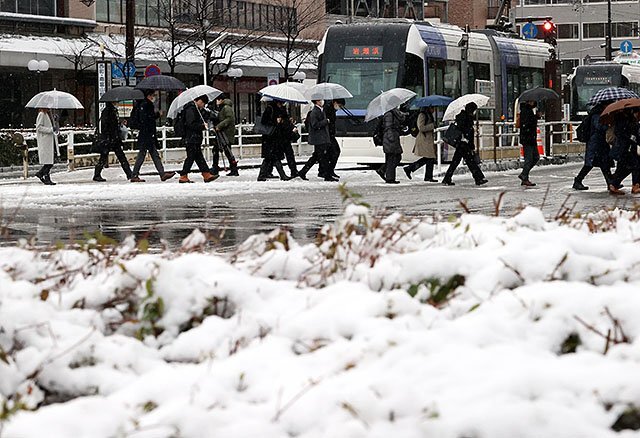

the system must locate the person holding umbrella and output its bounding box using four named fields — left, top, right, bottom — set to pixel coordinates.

left=257, top=100, right=290, bottom=181
left=442, top=102, right=488, bottom=186
left=178, top=95, right=218, bottom=183
left=211, top=94, right=239, bottom=177
left=34, top=108, right=57, bottom=185
left=298, top=94, right=334, bottom=181
left=403, top=106, right=437, bottom=182
left=323, top=98, right=345, bottom=180
left=376, top=104, right=408, bottom=184
left=572, top=101, right=613, bottom=191
left=609, top=107, right=640, bottom=194
left=518, top=100, right=540, bottom=187
left=130, top=90, right=175, bottom=183
left=93, top=102, right=133, bottom=182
